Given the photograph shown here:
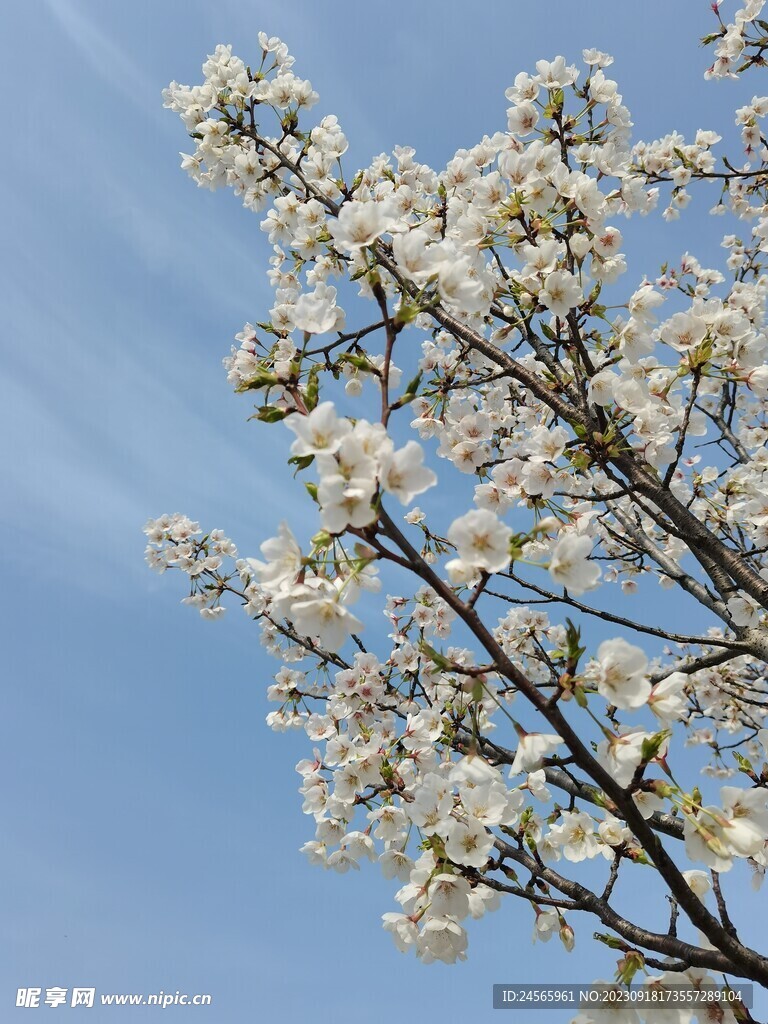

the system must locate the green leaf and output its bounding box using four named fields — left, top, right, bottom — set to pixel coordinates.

left=255, top=405, right=287, bottom=423
left=641, top=731, right=670, bottom=763
left=305, top=366, right=320, bottom=411
left=573, top=686, right=588, bottom=708
left=311, top=529, right=332, bottom=550
left=471, top=680, right=485, bottom=704
left=419, top=641, right=451, bottom=671
left=617, top=951, right=644, bottom=985
left=342, top=352, right=377, bottom=373
left=541, top=322, right=559, bottom=342
left=236, top=370, right=278, bottom=392
left=288, top=454, right=315, bottom=474
left=402, top=370, right=423, bottom=398
left=394, top=302, right=420, bottom=326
